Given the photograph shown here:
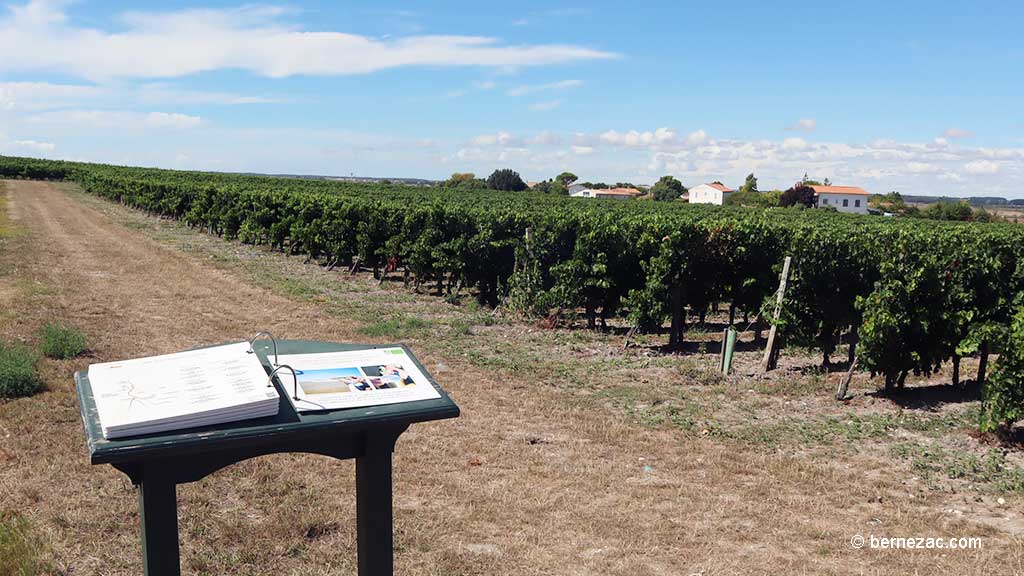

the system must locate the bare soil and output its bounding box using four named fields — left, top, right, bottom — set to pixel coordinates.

left=1, top=180, right=1022, bottom=575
